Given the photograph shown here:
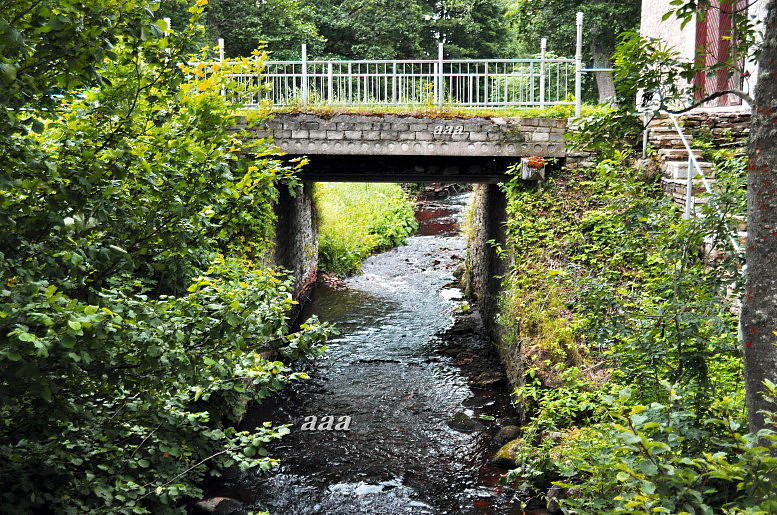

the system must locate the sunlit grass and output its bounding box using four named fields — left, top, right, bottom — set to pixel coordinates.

left=315, top=182, right=418, bottom=275
left=270, top=103, right=610, bottom=119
